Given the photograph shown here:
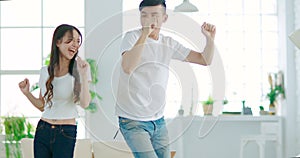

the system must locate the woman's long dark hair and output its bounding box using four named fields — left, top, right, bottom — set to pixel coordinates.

left=44, top=24, right=82, bottom=107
